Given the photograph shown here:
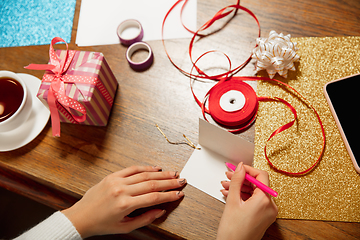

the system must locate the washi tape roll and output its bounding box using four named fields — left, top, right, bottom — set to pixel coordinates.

left=126, top=42, right=154, bottom=71
left=208, top=80, right=258, bottom=128
left=117, top=19, right=144, bottom=46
